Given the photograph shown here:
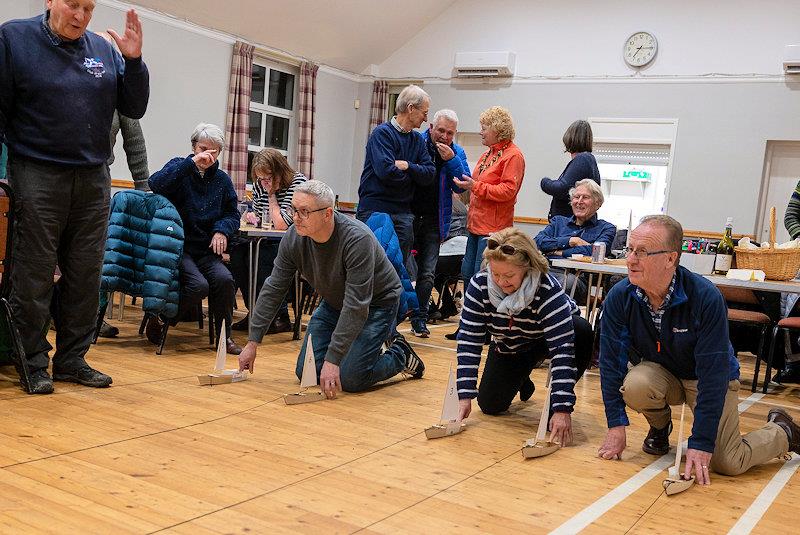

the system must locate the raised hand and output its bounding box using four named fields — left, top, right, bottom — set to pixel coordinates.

left=108, top=9, right=143, bottom=59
